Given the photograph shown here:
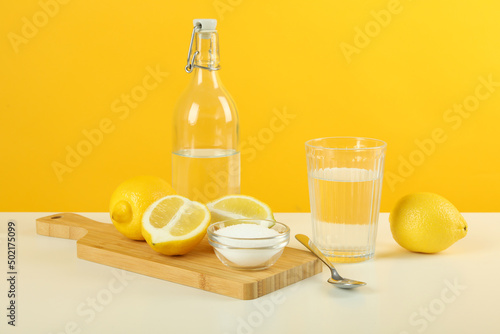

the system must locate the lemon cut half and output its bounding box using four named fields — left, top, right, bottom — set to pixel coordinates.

left=206, top=195, right=275, bottom=226
left=142, top=195, right=211, bottom=255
